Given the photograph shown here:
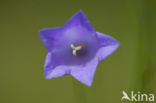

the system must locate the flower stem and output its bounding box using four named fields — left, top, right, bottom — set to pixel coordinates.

left=72, top=78, right=88, bottom=103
